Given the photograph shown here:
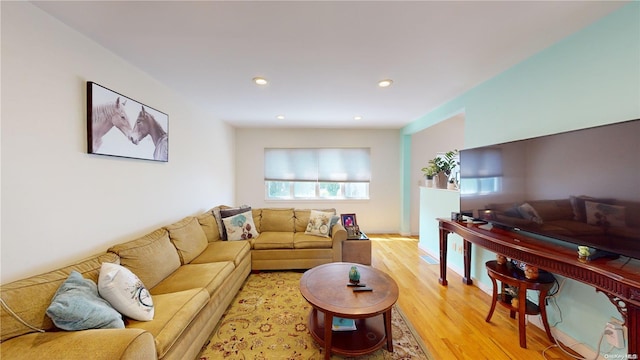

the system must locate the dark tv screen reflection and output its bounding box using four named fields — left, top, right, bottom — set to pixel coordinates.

left=459, top=118, right=640, bottom=260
